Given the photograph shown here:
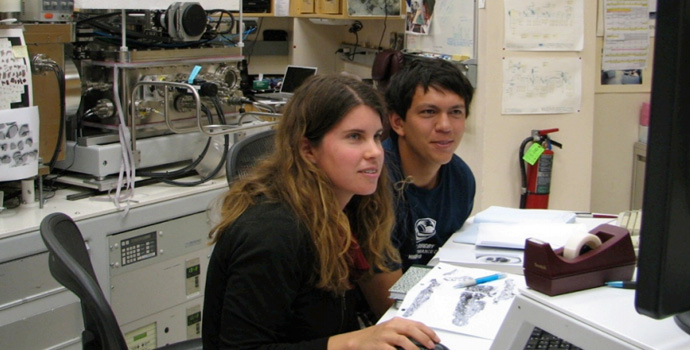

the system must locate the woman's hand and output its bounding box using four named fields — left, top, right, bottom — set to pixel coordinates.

left=327, top=317, right=440, bottom=350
